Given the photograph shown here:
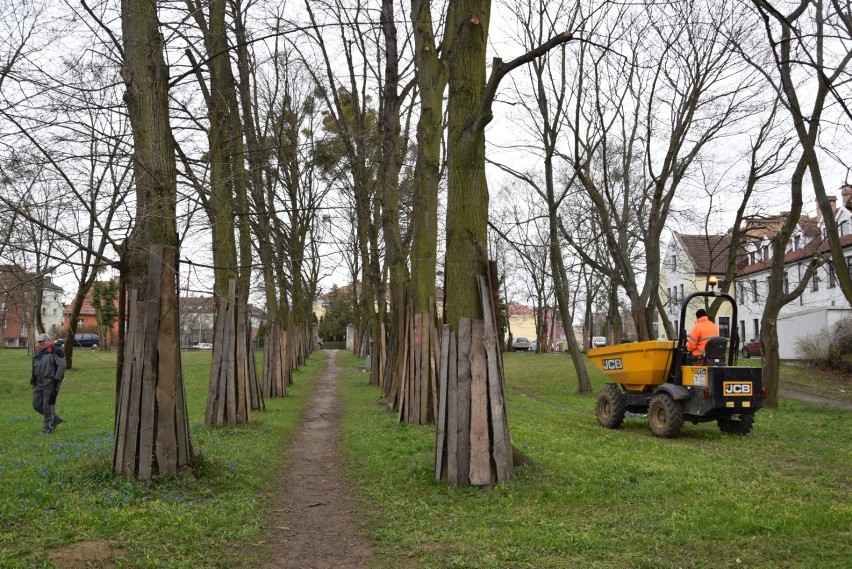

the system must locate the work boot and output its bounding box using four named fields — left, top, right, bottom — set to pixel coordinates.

left=43, top=405, right=56, bottom=434
left=54, top=415, right=64, bottom=427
